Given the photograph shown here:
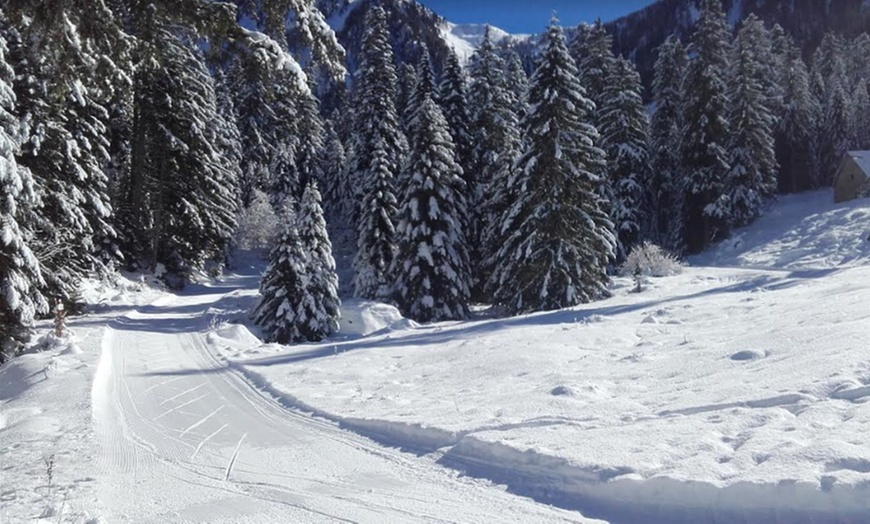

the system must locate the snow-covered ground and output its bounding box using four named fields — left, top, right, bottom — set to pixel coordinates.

left=3, top=190, right=870, bottom=523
